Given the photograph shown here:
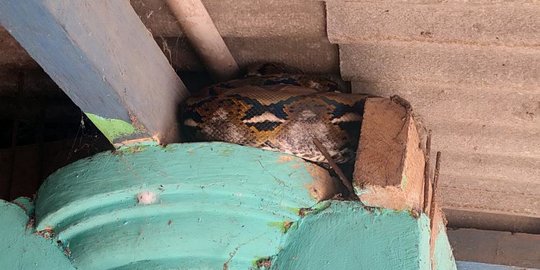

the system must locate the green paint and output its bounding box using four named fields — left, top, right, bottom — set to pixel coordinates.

left=267, top=220, right=294, bottom=234
left=1, top=141, right=456, bottom=269
left=434, top=222, right=458, bottom=270
left=272, top=201, right=433, bottom=270
left=298, top=200, right=332, bottom=217
left=0, top=200, right=74, bottom=270
left=115, top=143, right=152, bottom=154
left=85, top=113, right=138, bottom=142
left=12, top=196, right=35, bottom=216
left=219, top=145, right=235, bottom=156
left=35, top=142, right=324, bottom=269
